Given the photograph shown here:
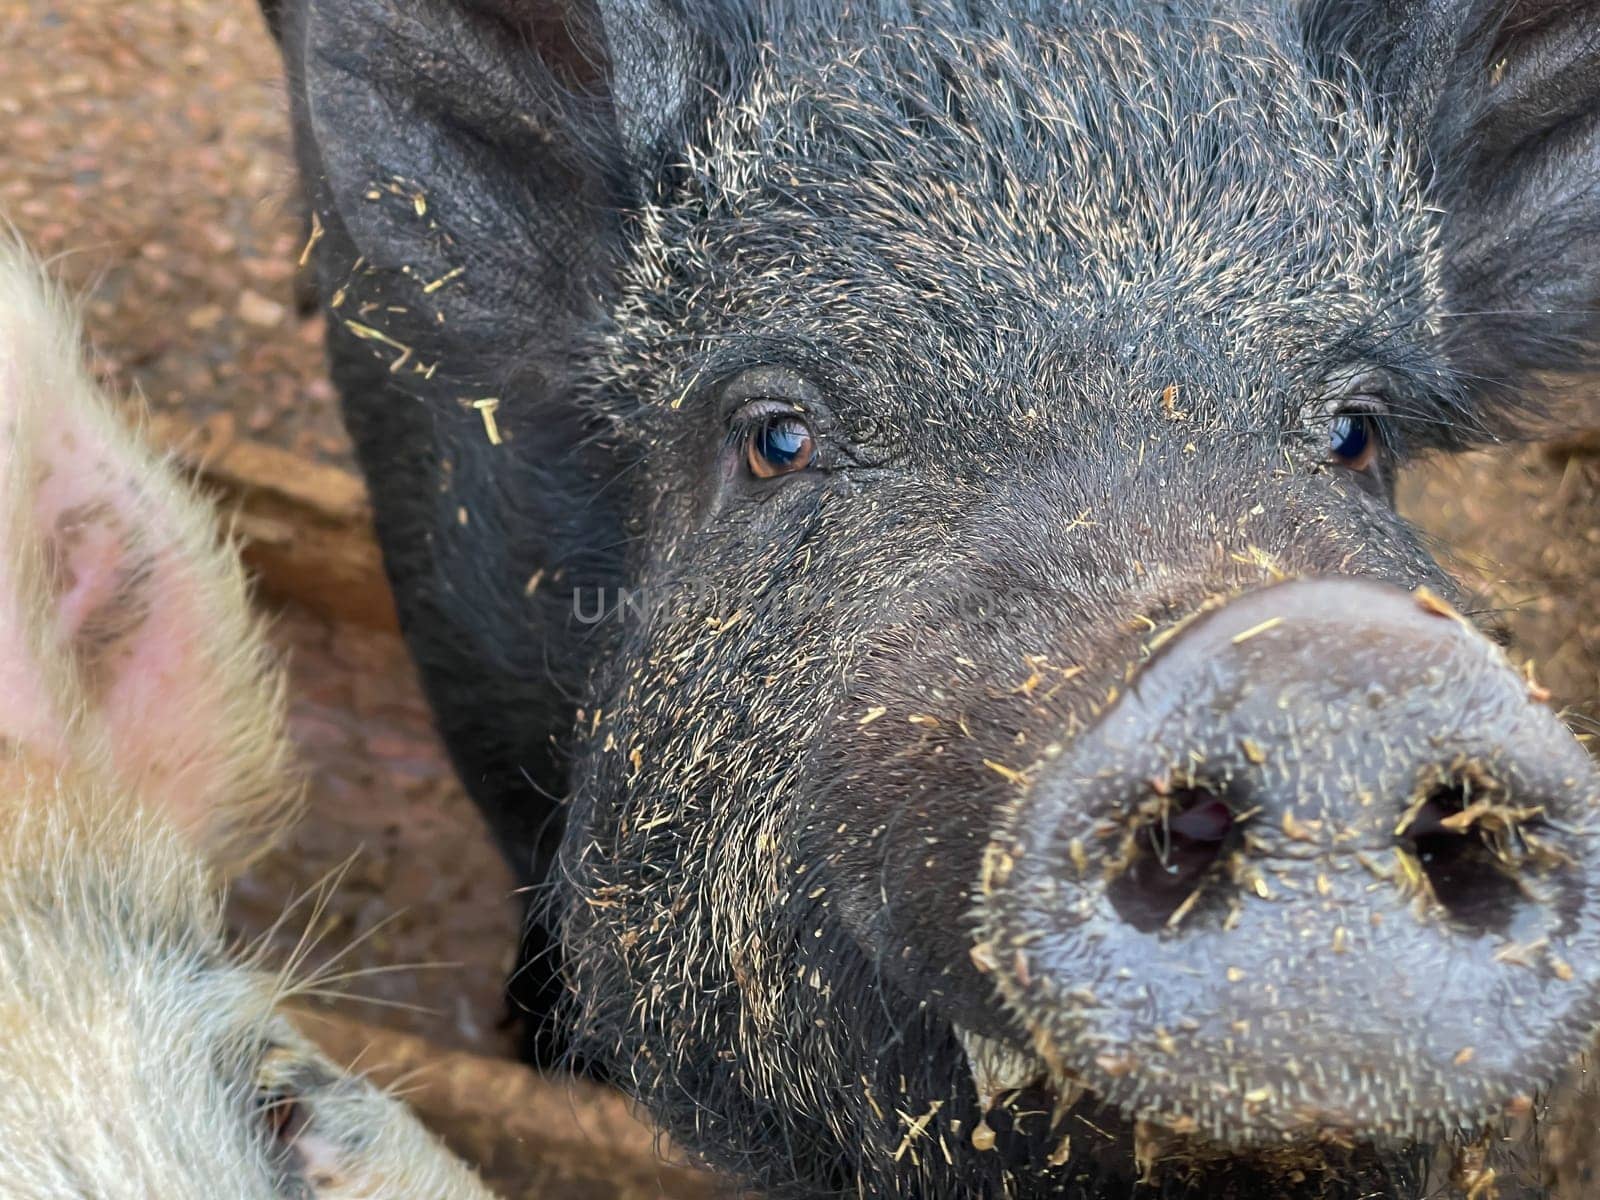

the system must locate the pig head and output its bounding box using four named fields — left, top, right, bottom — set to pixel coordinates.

left=273, top=0, right=1600, bottom=1195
